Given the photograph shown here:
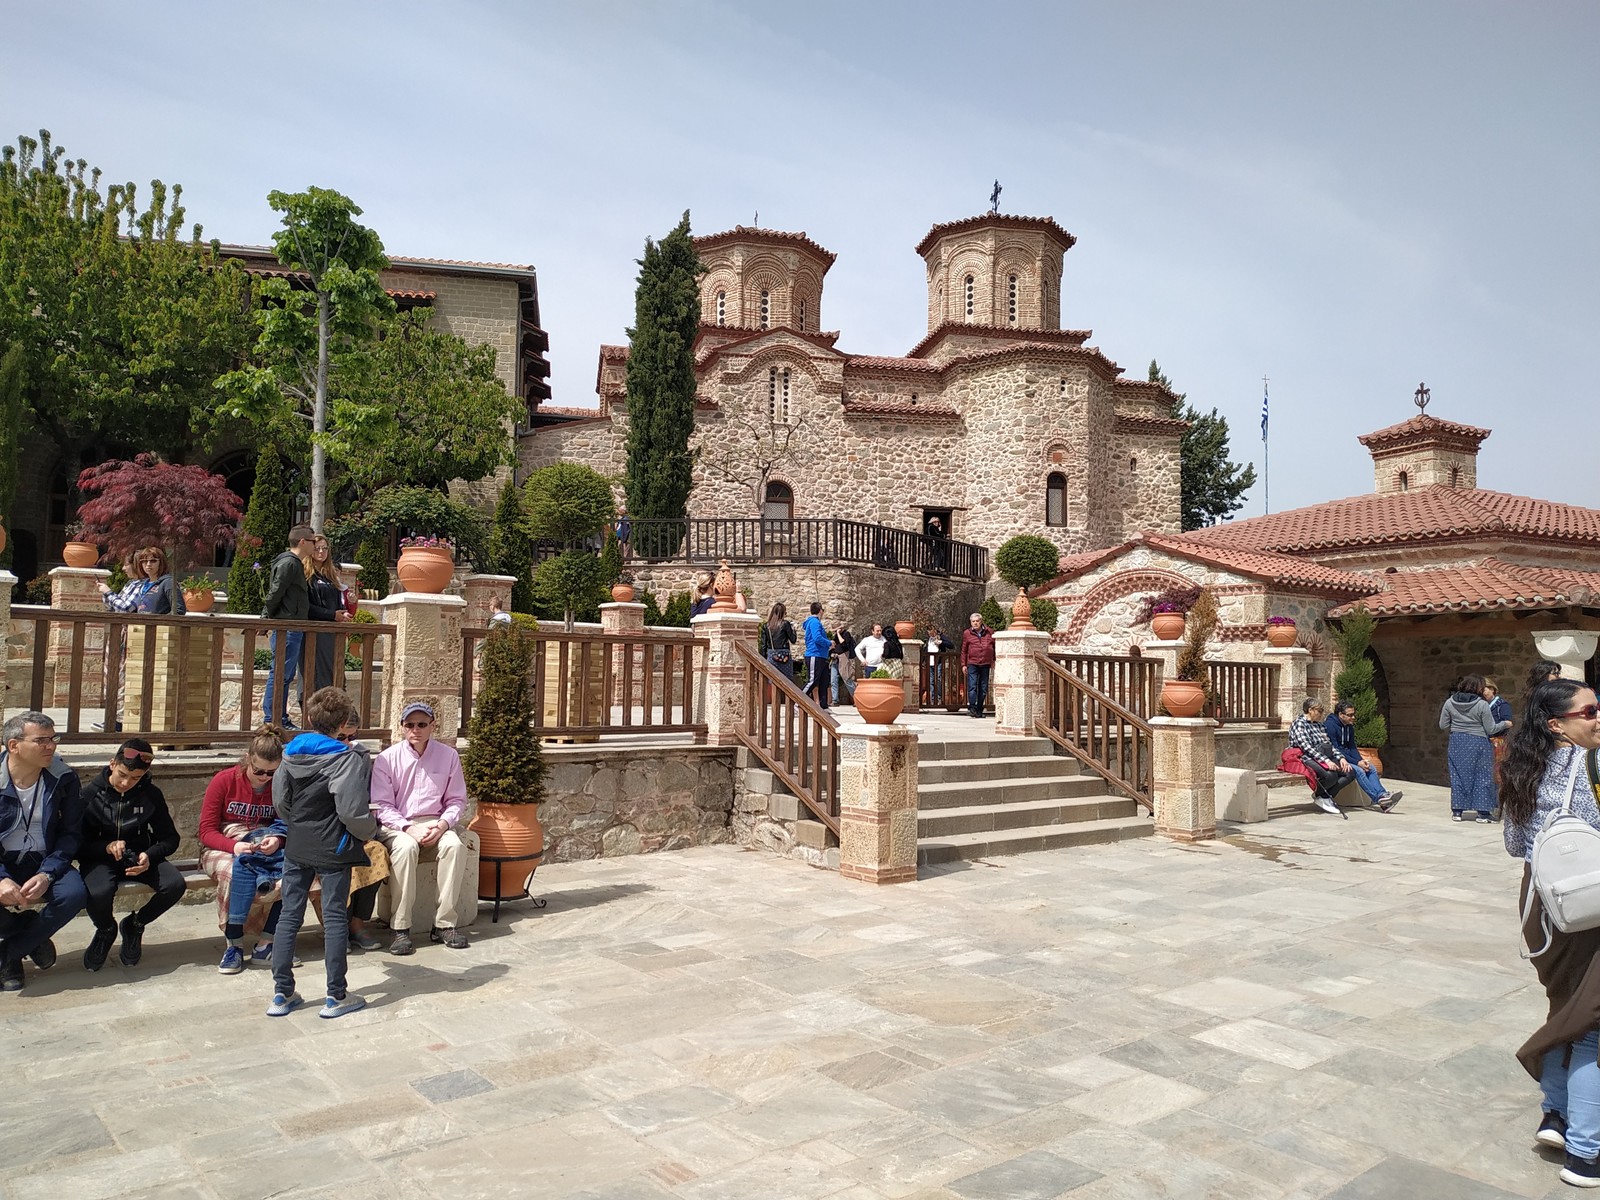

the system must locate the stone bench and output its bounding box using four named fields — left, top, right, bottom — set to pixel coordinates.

left=1216, top=768, right=1364, bottom=823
